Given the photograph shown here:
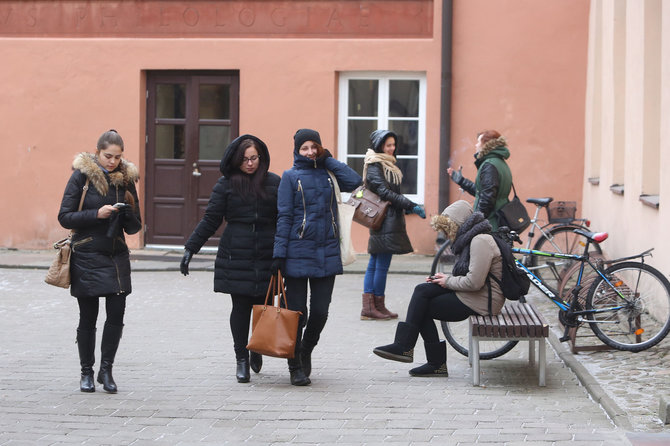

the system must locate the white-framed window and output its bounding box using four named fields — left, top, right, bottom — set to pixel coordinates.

left=338, top=72, right=426, bottom=203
